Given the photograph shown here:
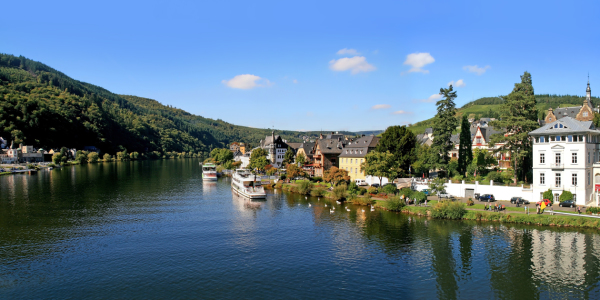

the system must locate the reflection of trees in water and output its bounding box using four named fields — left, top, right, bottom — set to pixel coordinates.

left=427, top=220, right=459, bottom=300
